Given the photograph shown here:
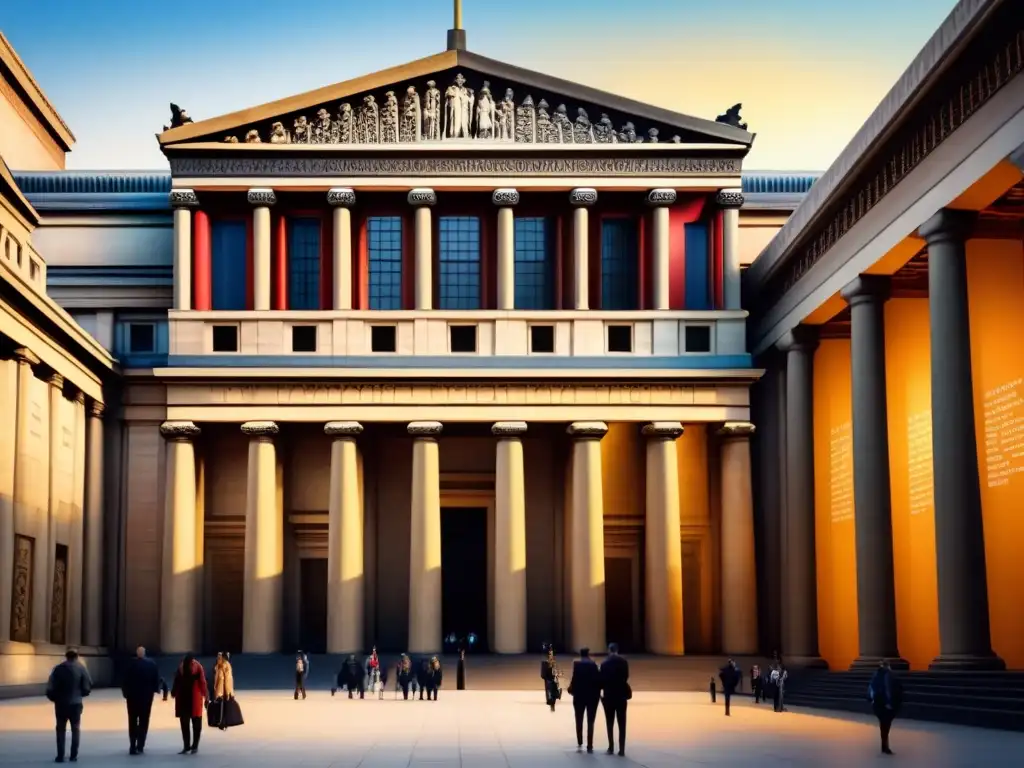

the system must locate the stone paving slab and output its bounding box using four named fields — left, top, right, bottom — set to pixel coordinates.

left=0, top=689, right=1022, bottom=767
